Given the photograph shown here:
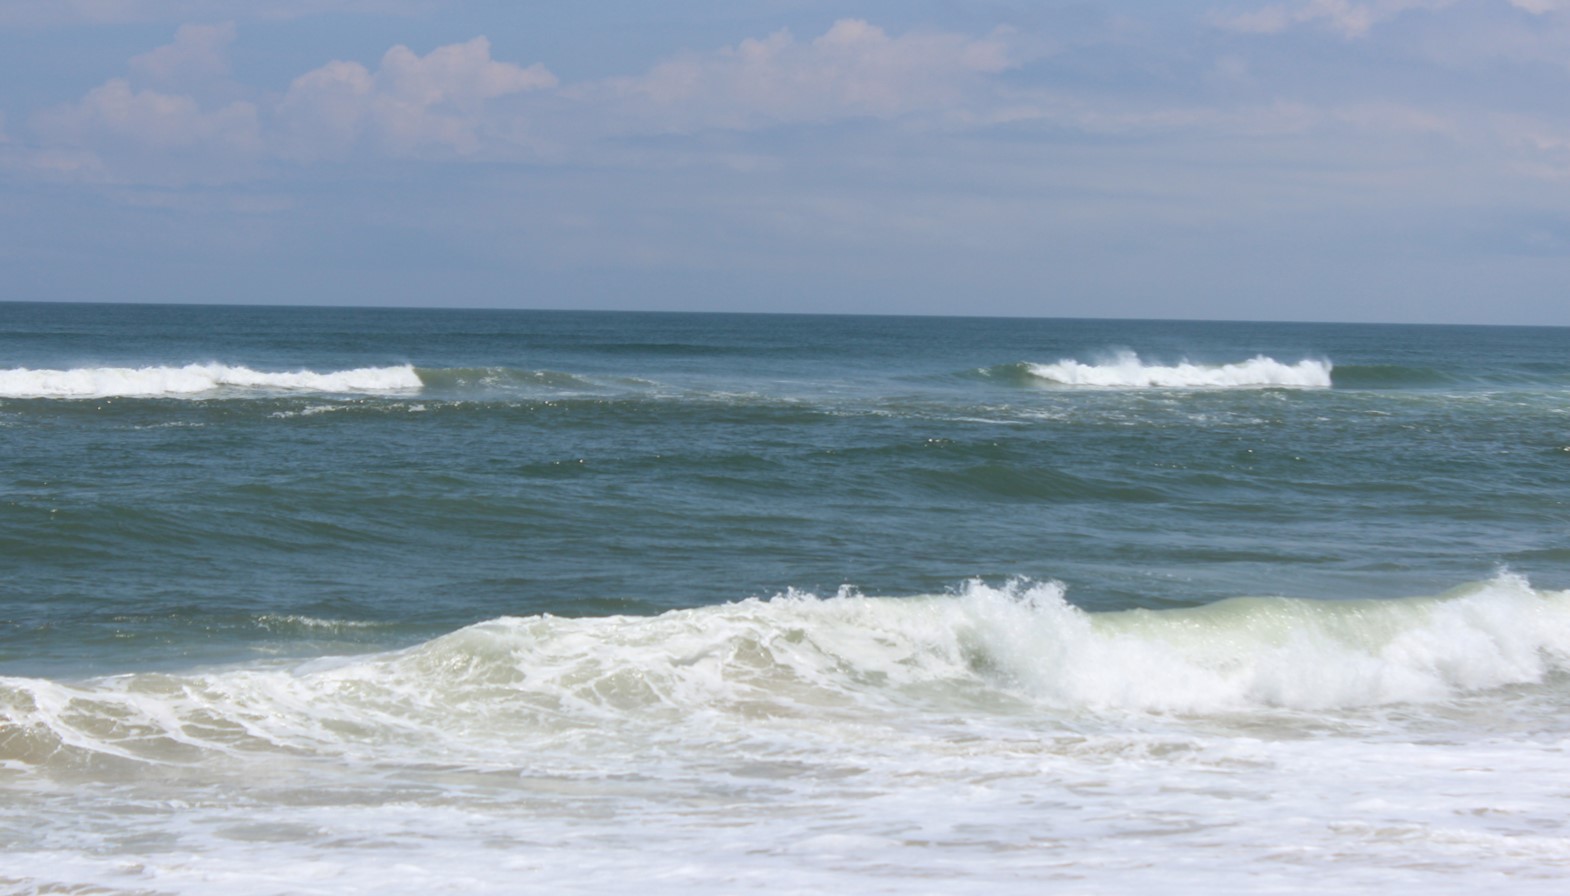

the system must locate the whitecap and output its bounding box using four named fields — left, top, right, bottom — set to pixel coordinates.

left=0, top=363, right=423, bottom=399
left=1026, top=351, right=1332, bottom=389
